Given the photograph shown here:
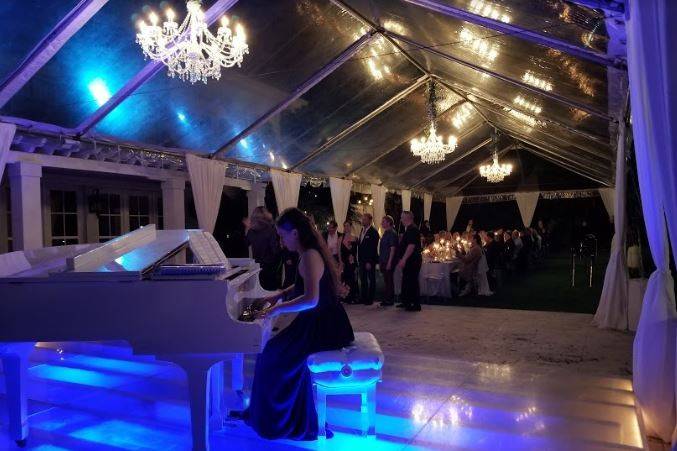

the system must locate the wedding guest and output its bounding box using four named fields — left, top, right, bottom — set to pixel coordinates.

left=420, top=220, right=433, bottom=245
left=459, top=234, right=482, bottom=296
left=378, top=215, right=398, bottom=307
left=503, top=231, right=514, bottom=275
left=244, top=208, right=354, bottom=440
left=322, top=220, right=341, bottom=263
left=340, top=221, right=359, bottom=304
left=244, top=206, right=281, bottom=290
left=466, top=219, right=474, bottom=233
left=357, top=213, right=379, bottom=305
left=482, top=231, right=500, bottom=290
left=397, top=211, right=422, bottom=312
